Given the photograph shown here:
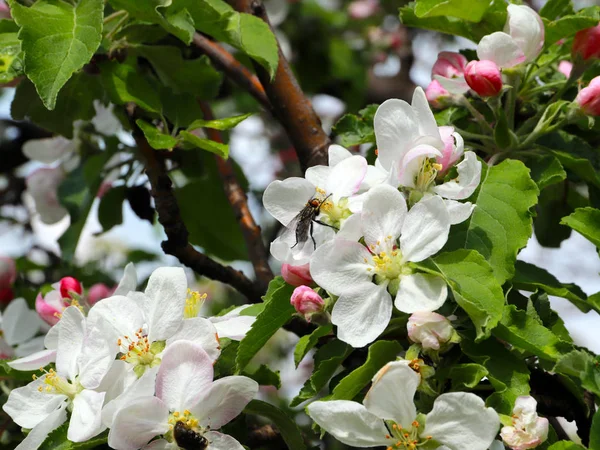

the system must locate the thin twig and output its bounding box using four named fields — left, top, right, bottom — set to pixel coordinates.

left=131, top=117, right=264, bottom=302
left=192, top=33, right=272, bottom=113
left=199, top=101, right=274, bottom=292
left=230, top=0, right=330, bottom=171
